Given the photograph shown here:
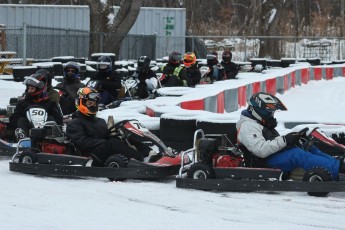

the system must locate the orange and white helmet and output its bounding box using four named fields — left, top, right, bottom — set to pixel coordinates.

left=183, top=52, right=197, bottom=68
left=75, top=87, right=100, bottom=116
